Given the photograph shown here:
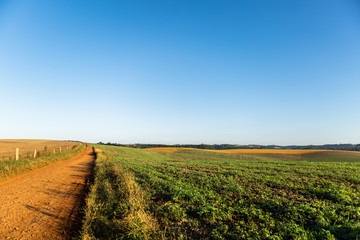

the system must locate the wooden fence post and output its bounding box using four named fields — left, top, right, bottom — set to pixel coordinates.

left=34, top=150, right=37, bottom=158
left=16, top=148, right=19, bottom=160
left=53, top=149, right=56, bottom=154
left=60, top=147, right=62, bottom=153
